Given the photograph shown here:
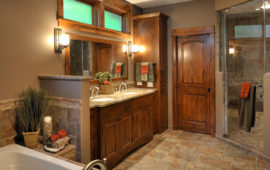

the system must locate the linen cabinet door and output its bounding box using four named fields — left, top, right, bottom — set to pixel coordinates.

left=118, top=115, right=133, bottom=152
left=102, top=121, right=118, bottom=161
